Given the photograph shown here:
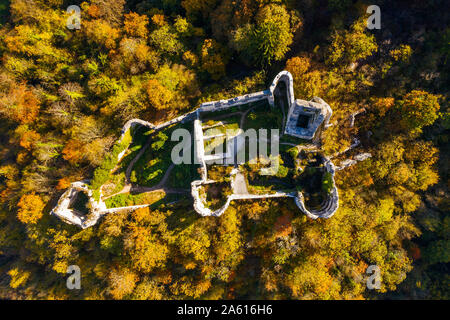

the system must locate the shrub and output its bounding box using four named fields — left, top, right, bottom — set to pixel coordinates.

left=322, top=172, right=333, bottom=194
left=287, top=147, right=299, bottom=160
left=90, top=129, right=132, bottom=192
